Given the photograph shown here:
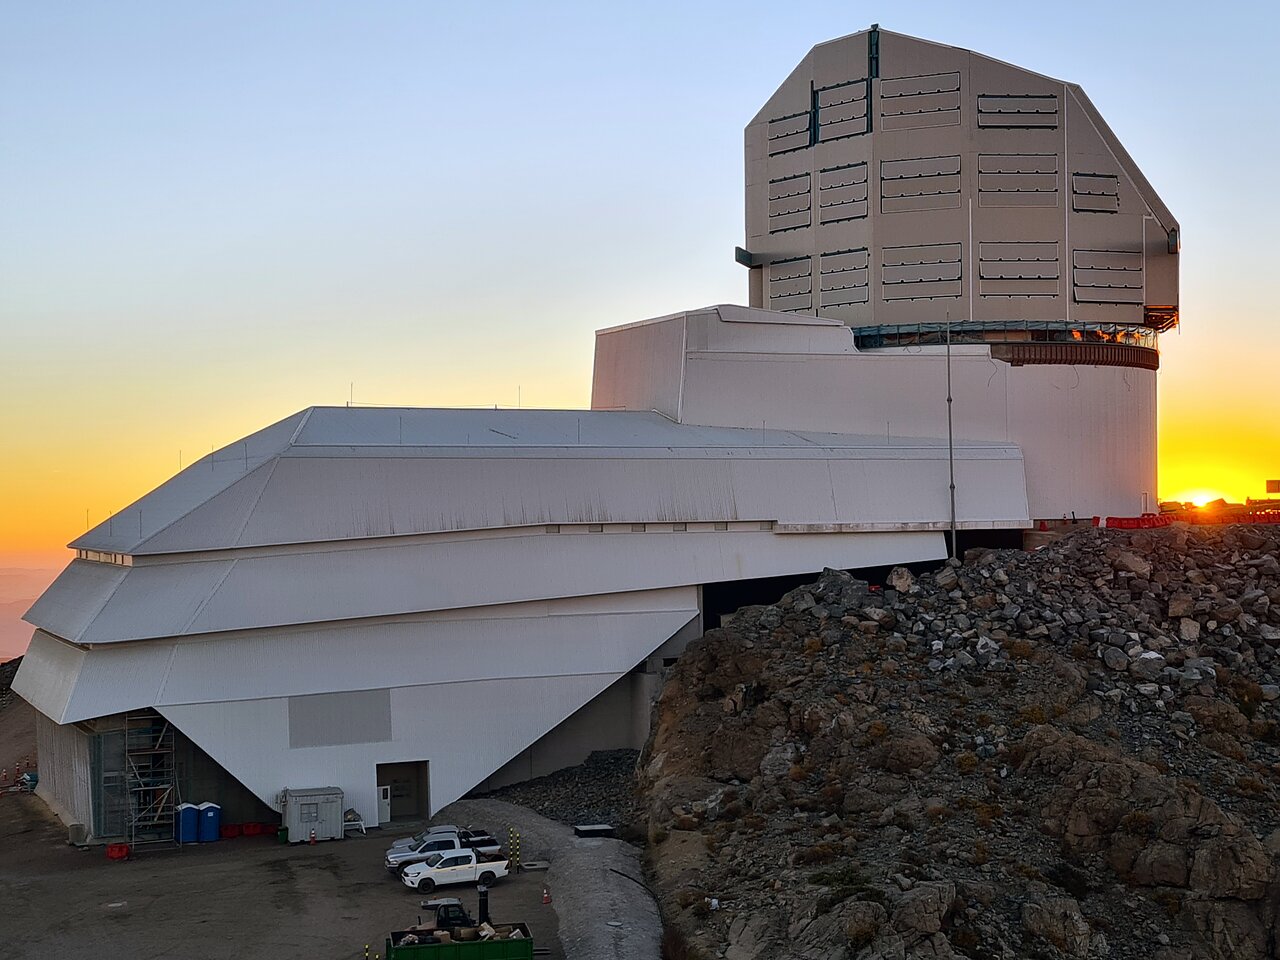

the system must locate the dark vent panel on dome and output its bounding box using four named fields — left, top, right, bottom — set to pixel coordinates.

left=880, top=156, right=961, bottom=213
left=819, top=248, right=870, bottom=311
left=880, top=71, right=961, bottom=130
left=1072, top=249, right=1143, bottom=304
left=768, top=173, right=812, bottom=233
left=978, top=154, right=1059, bottom=207
left=977, top=94, right=1058, bottom=128
left=768, top=257, right=814, bottom=313
left=818, top=163, right=869, bottom=223
left=767, top=111, right=812, bottom=156
left=817, top=79, right=870, bottom=141
left=882, top=243, right=963, bottom=300
left=1071, top=173, right=1120, bottom=213
left=979, top=242, right=1060, bottom=297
